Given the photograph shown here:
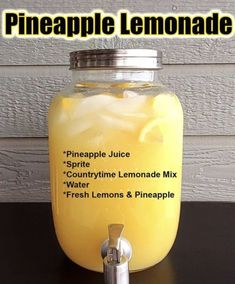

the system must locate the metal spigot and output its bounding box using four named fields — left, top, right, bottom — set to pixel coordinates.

left=101, top=224, right=132, bottom=284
